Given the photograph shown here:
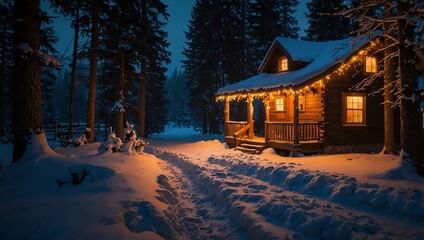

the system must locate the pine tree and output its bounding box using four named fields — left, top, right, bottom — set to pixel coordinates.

left=92, top=0, right=169, bottom=138
left=248, top=0, right=299, bottom=68
left=183, top=0, right=260, bottom=134
left=40, top=11, right=59, bottom=125
left=304, top=0, right=352, bottom=41
left=166, top=68, right=190, bottom=126
left=135, top=0, right=170, bottom=137
left=100, top=1, right=134, bottom=140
